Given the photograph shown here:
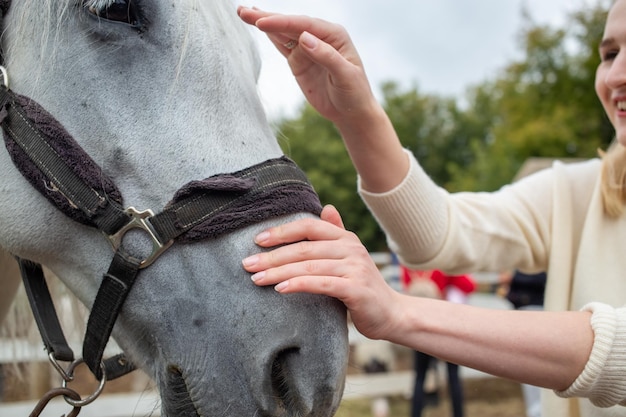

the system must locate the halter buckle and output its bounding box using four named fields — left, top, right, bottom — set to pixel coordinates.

left=107, top=207, right=173, bottom=268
